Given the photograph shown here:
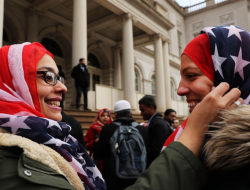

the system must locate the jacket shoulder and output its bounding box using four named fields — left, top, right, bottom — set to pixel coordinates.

left=0, top=146, right=76, bottom=190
